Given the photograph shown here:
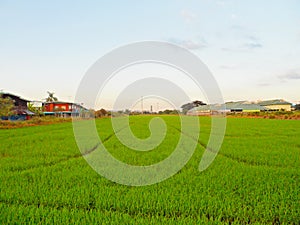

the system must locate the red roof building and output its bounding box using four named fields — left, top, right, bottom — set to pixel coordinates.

left=42, top=101, right=86, bottom=116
